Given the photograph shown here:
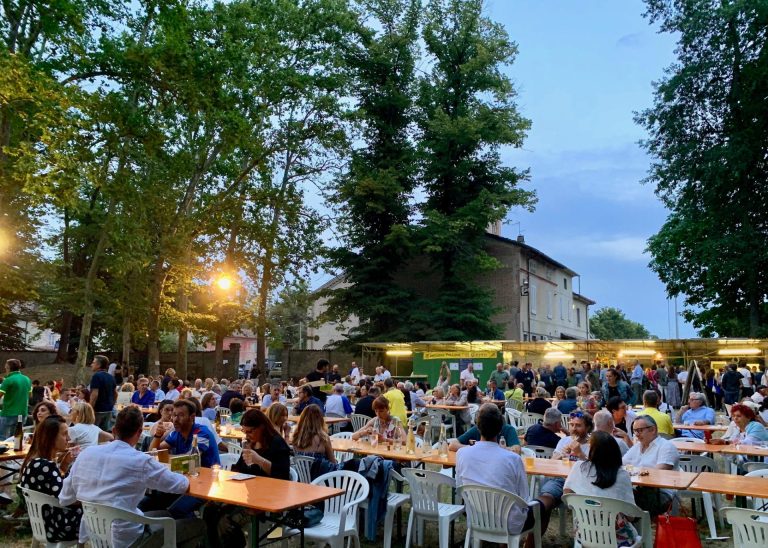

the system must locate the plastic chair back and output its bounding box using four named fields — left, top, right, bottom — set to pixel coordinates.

left=525, top=445, right=554, bottom=459
left=745, top=470, right=768, bottom=511
left=459, top=484, right=533, bottom=544
left=350, top=414, right=369, bottom=431
left=506, top=408, right=522, bottom=426
left=225, top=442, right=242, bottom=455
left=219, top=453, right=239, bottom=471
left=311, top=471, right=369, bottom=533
left=563, top=494, right=649, bottom=548
left=520, top=412, right=544, bottom=429
left=81, top=500, right=176, bottom=548
left=402, top=467, right=455, bottom=518
left=293, top=455, right=314, bottom=483
left=724, top=507, right=768, bottom=548
left=21, top=487, right=78, bottom=548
